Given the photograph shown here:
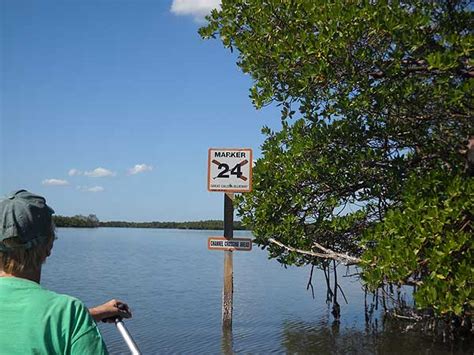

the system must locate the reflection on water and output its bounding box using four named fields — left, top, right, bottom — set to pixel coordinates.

left=282, top=318, right=472, bottom=354
left=42, top=228, right=471, bottom=354
left=221, top=326, right=233, bottom=355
